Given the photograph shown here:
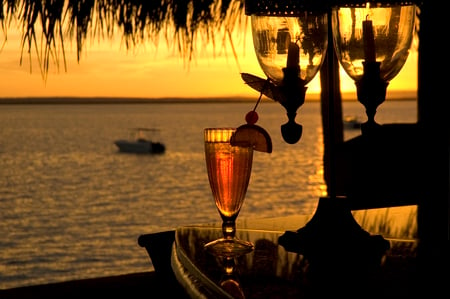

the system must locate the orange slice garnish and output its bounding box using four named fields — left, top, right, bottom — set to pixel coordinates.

left=230, top=124, right=272, bottom=153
